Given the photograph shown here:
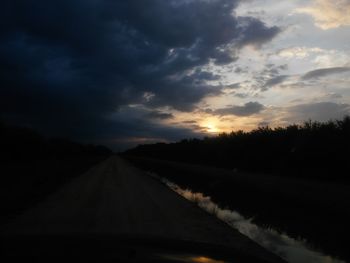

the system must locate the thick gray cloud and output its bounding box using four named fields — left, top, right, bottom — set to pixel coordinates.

left=233, top=92, right=249, bottom=98
left=302, top=67, right=350, bottom=80
left=236, top=17, right=280, bottom=48
left=285, top=102, right=350, bottom=123
left=147, top=111, right=174, bottom=120
left=213, top=101, right=265, bottom=116
left=264, top=75, right=289, bottom=87
left=0, top=0, right=280, bottom=147
left=252, top=64, right=289, bottom=91
left=102, top=117, right=205, bottom=151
